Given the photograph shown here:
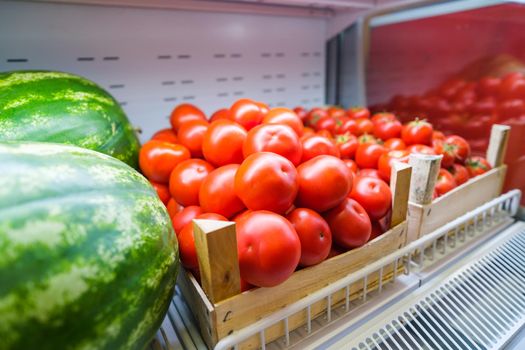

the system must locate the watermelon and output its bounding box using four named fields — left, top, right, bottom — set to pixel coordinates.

left=0, top=70, right=141, bottom=168
left=0, top=142, right=178, bottom=350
